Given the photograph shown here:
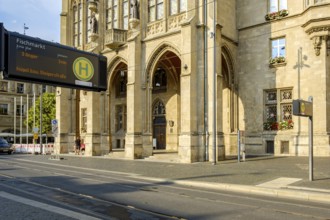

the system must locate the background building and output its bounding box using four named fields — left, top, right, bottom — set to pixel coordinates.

left=56, top=0, right=330, bottom=162
left=0, top=80, right=55, bottom=142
